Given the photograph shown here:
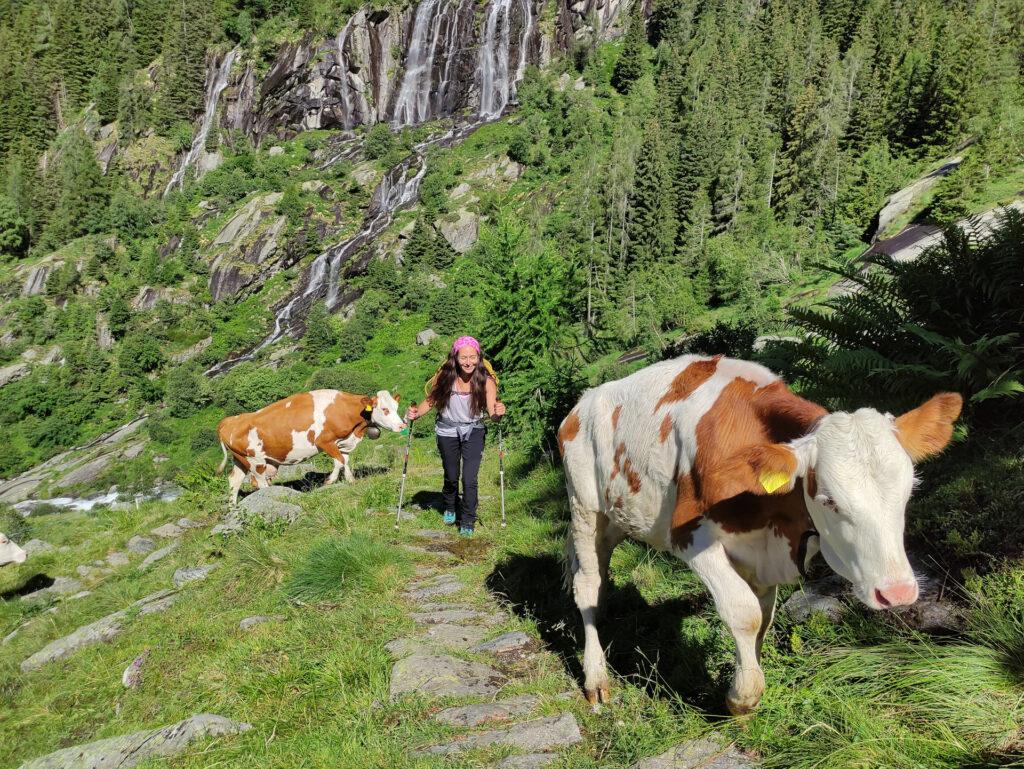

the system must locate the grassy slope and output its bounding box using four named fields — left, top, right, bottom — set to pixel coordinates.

left=2, top=433, right=1022, bottom=769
